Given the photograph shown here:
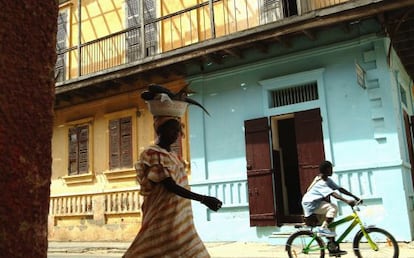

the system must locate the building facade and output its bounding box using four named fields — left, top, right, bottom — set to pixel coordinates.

left=50, top=0, right=414, bottom=243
